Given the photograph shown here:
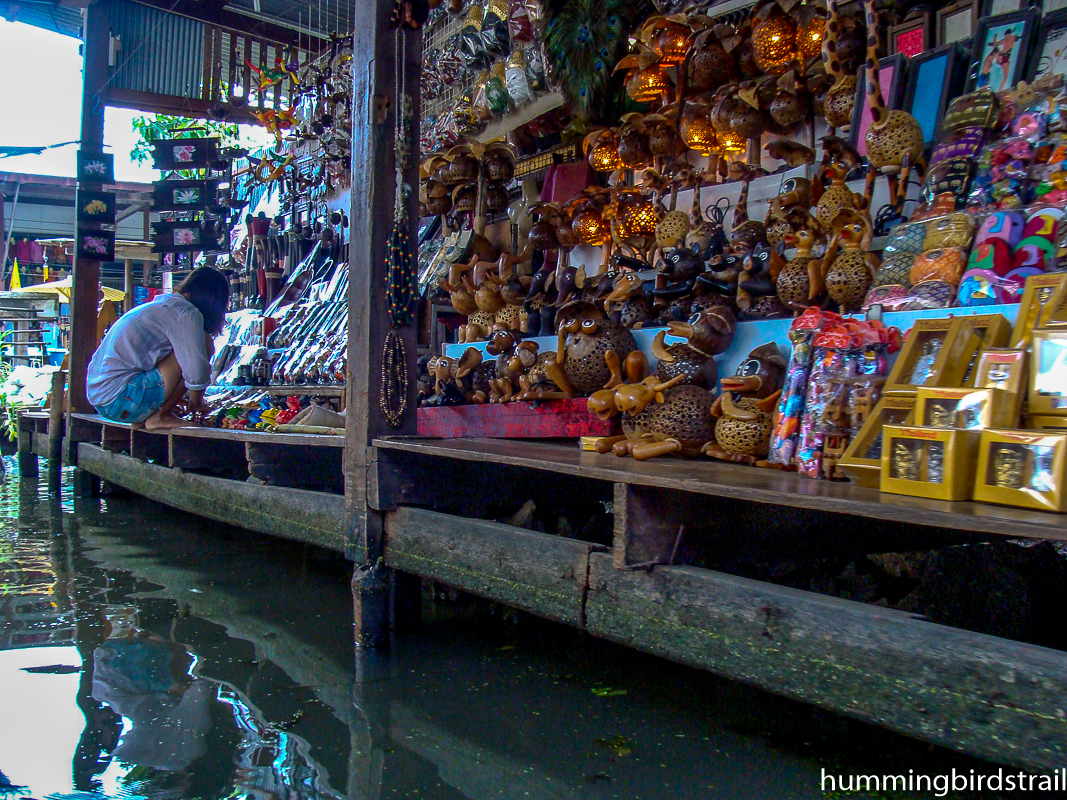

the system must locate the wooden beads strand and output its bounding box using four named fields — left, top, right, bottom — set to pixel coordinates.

left=379, top=329, right=408, bottom=428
